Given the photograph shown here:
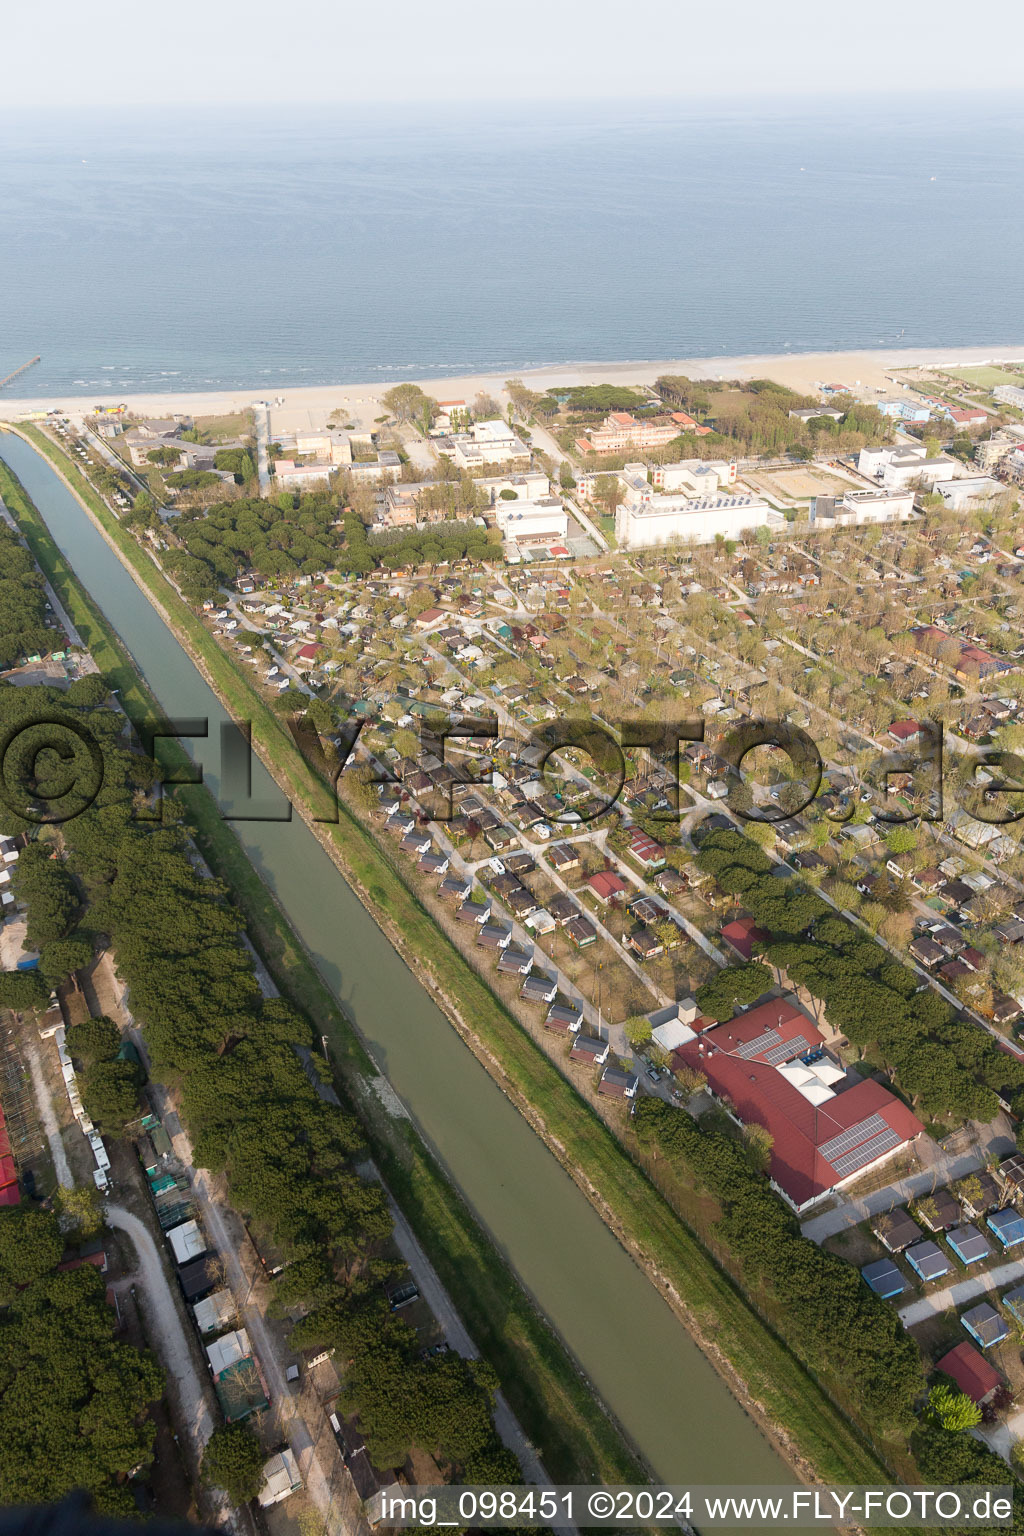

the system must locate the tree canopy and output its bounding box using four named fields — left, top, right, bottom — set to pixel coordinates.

left=0, top=1208, right=163, bottom=1513
left=201, top=1423, right=266, bottom=1504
